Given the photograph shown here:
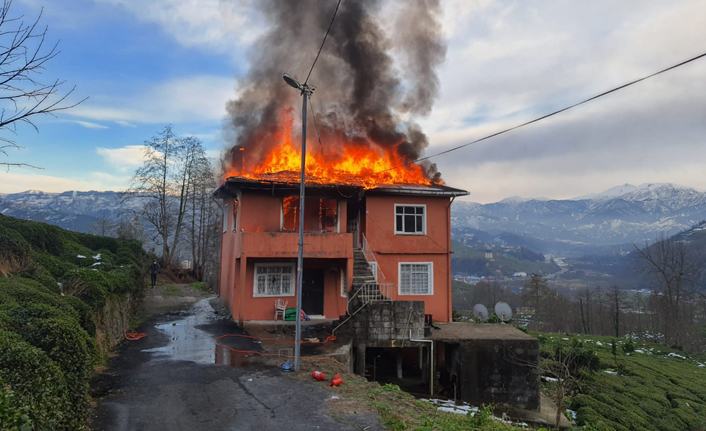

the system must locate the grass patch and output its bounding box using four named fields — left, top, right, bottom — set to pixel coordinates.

left=328, top=377, right=522, bottom=431
left=162, top=285, right=180, bottom=296
left=189, top=281, right=210, bottom=293
left=534, top=332, right=706, bottom=431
